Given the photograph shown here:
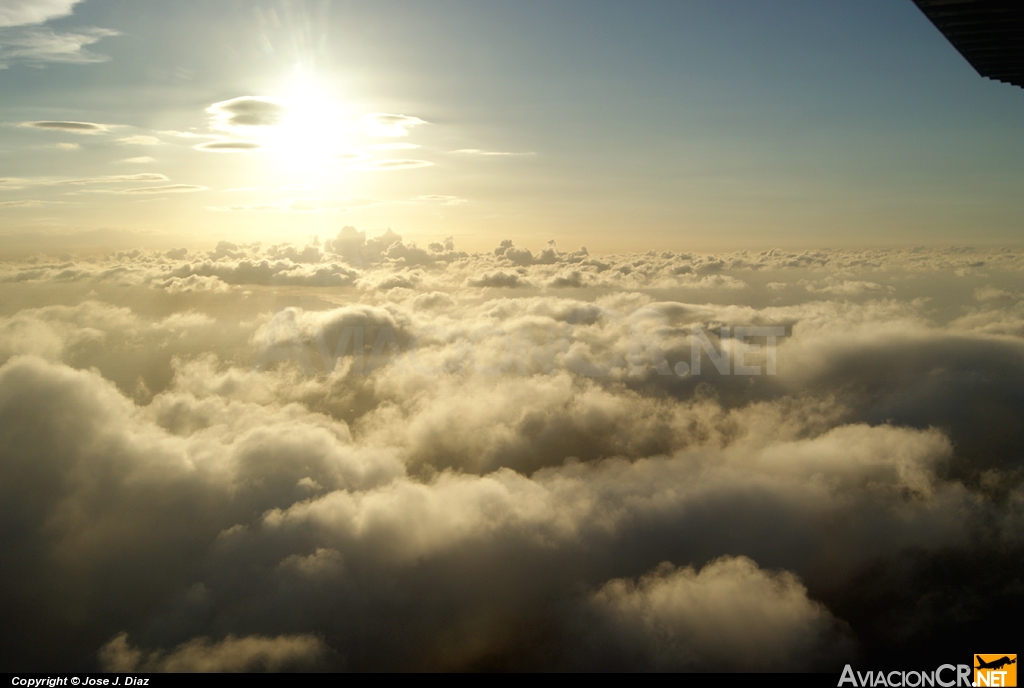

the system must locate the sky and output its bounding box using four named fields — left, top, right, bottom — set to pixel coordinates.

left=2, top=0, right=1024, bottom=675
left=1, top=0, right=1023, bottom=253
